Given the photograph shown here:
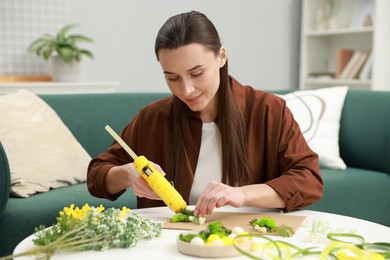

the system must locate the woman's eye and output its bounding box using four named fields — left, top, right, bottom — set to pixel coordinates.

left=192, top=72, right=203, bottom=78
left=168, top=77, right=179, bottom=82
